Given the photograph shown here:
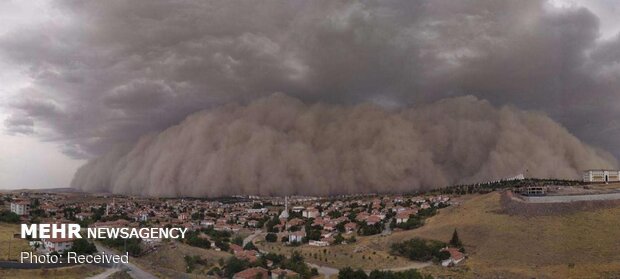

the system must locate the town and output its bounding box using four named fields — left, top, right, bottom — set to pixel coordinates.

left=2, top=188, right=457, bottom=278
left=3, top=170, right=620, bottom=278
